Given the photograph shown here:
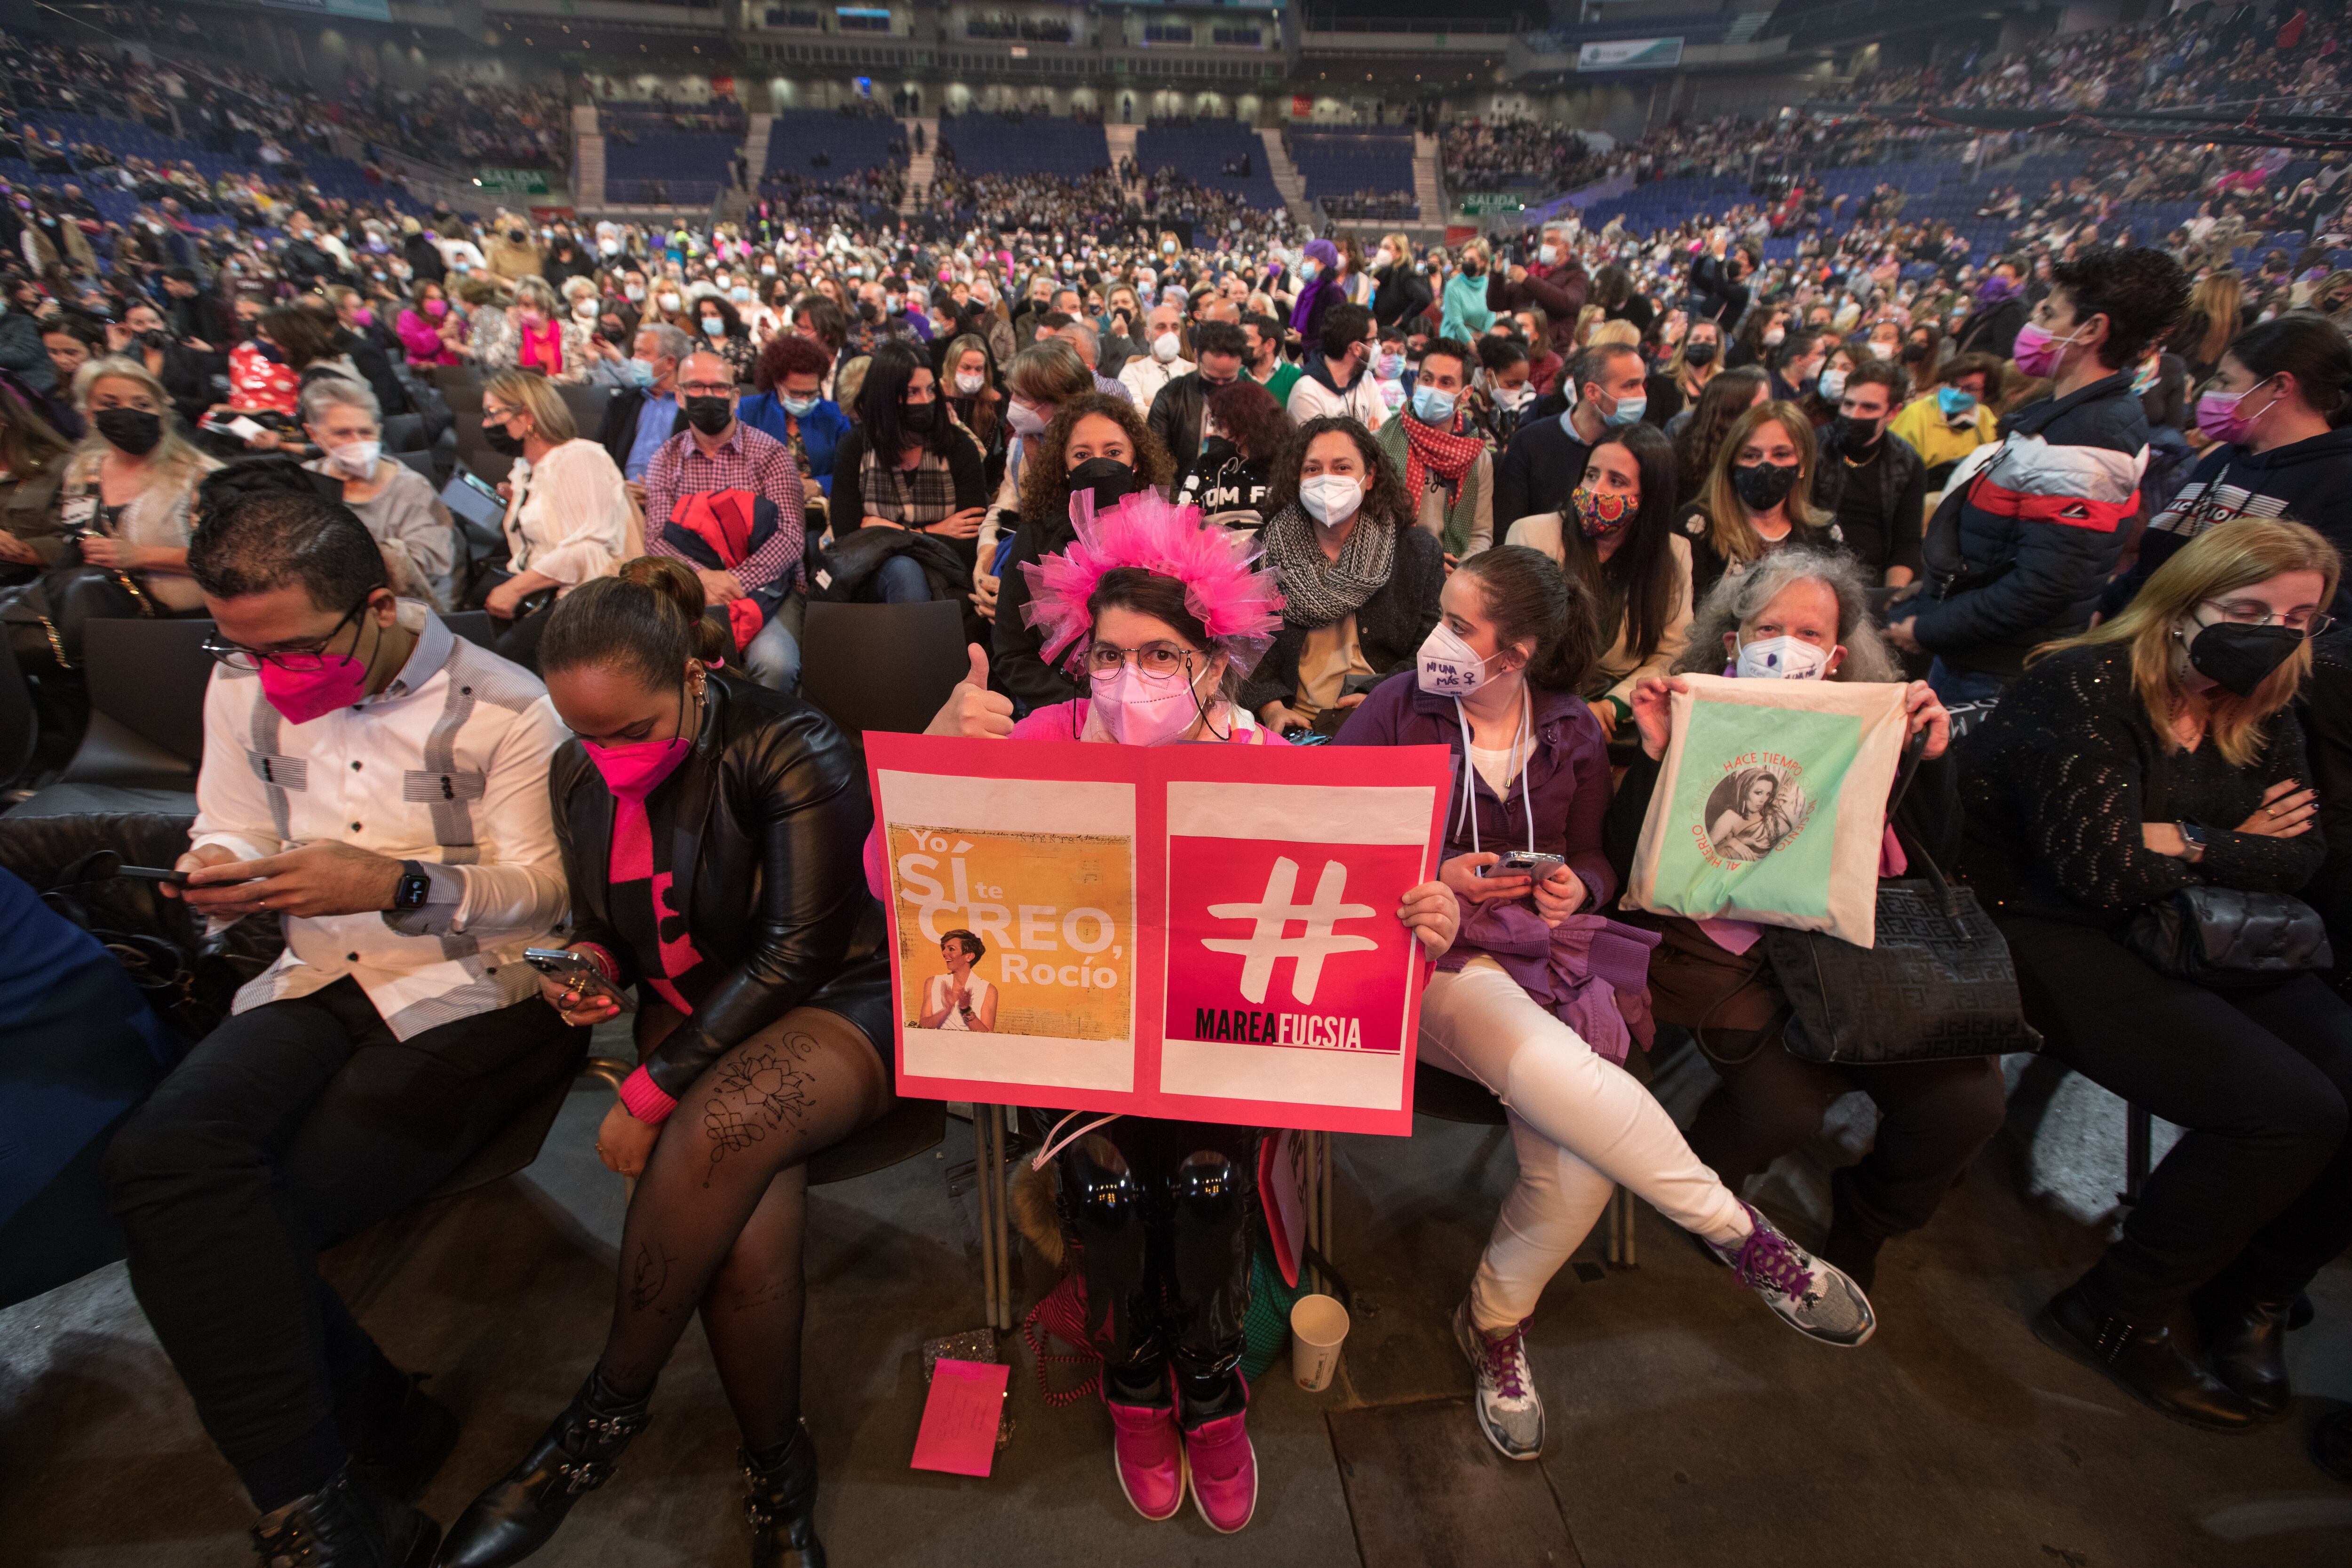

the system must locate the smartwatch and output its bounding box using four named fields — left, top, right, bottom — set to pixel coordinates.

left=393, top=859, right=433, bottom=911
left=2176, top=820, right=2209, bottom=864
